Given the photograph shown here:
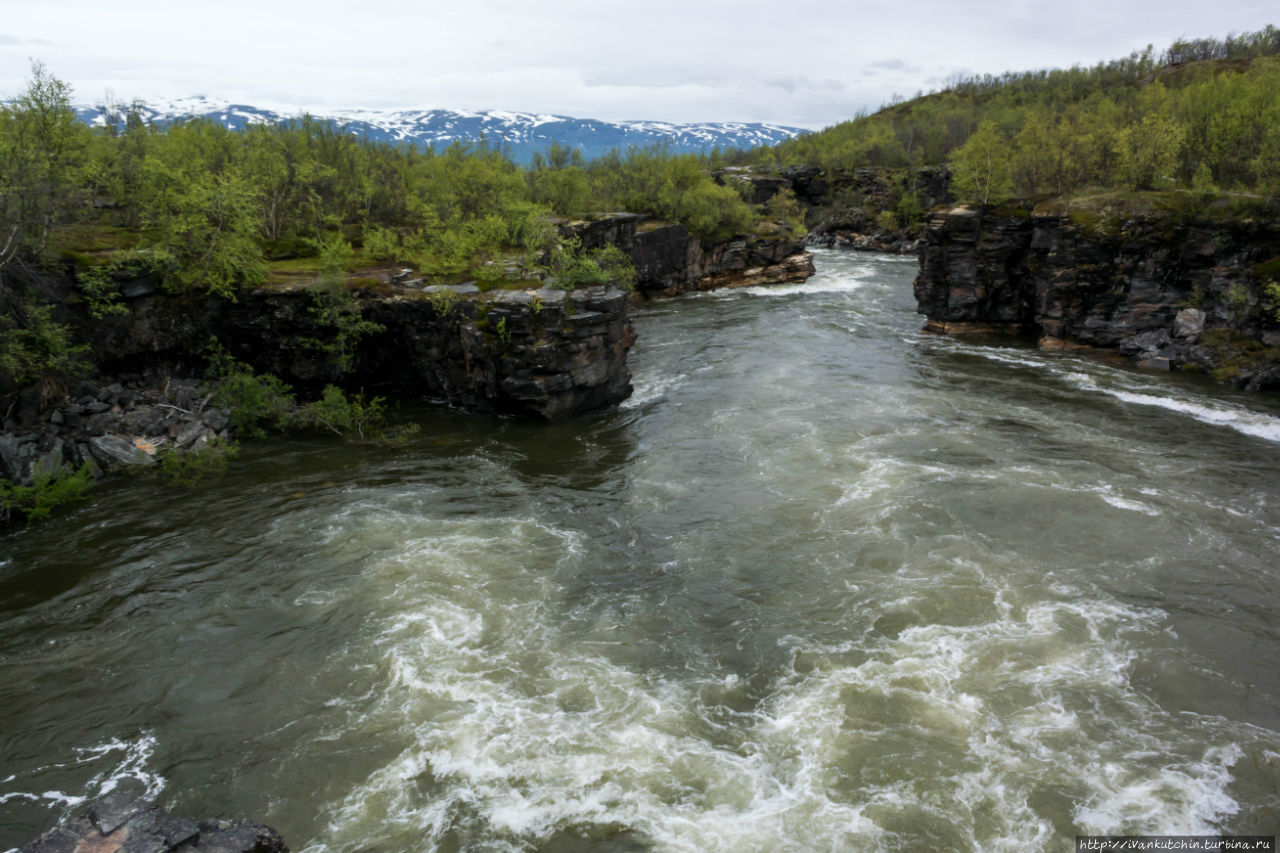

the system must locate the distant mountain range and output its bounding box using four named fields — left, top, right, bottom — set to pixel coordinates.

left=74, top=97, right=807, bottom=162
